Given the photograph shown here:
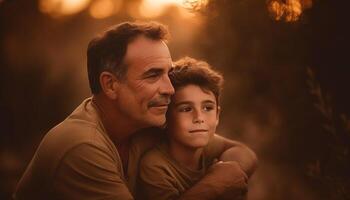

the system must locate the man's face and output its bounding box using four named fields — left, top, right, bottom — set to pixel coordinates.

left=115, top=36, right=174, bottom=128
left=167, top=84, right=219, bottom=149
